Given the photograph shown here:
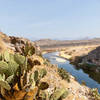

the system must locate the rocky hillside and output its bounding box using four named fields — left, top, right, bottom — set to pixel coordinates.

left=0, top=32, right=99, bottom=100
left=82, top=46, right=100, bottom=66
